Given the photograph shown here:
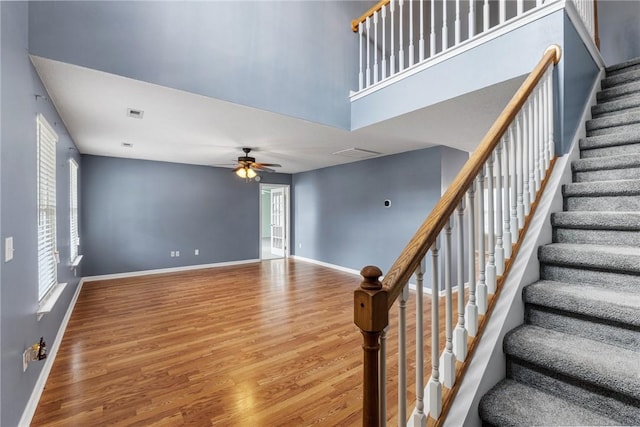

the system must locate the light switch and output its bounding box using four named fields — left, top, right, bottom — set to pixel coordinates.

left=5, top=237, right=14, bottom=262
